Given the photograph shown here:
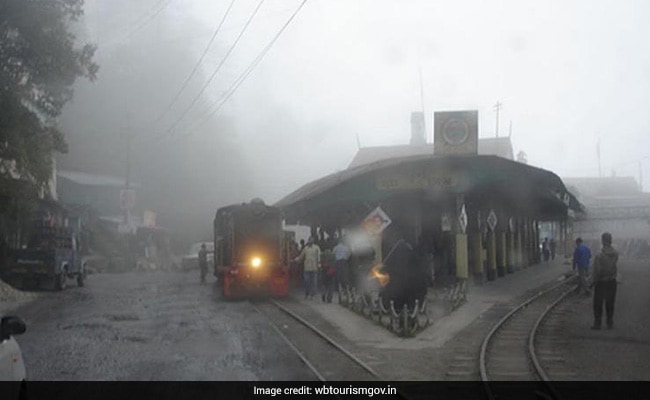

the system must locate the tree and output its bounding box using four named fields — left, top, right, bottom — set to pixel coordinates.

left=0, top=0, right=97, bottom=248
left=0, top=0, right=98, bottom=187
